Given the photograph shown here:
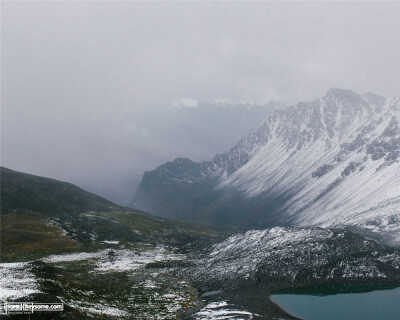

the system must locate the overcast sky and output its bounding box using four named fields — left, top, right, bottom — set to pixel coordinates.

left=2, top=1, right=400, bottom=203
